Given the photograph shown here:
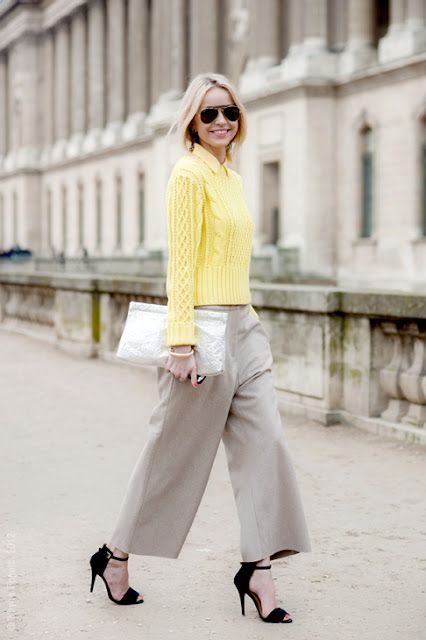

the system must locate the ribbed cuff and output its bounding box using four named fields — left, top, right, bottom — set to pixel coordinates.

left=166, top=321, right=196, bottom=347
